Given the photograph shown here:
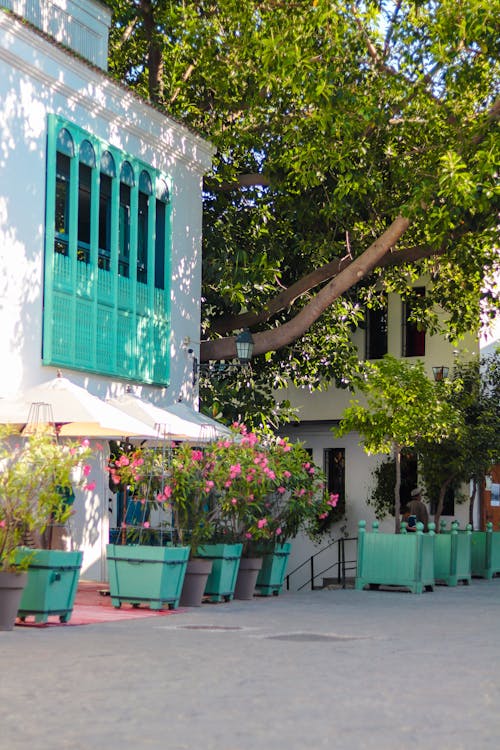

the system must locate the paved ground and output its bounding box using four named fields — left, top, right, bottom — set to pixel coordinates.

left=1, top=579, right=499, bottom=750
